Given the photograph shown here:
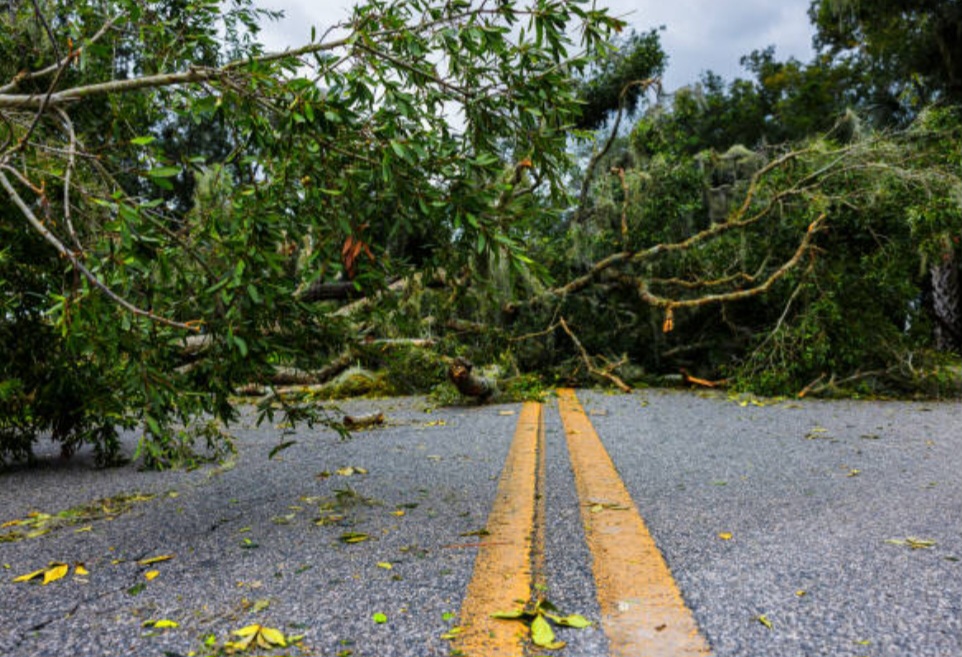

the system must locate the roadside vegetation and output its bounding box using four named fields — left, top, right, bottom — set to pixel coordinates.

left=2, top=0, right=961, bottom=466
